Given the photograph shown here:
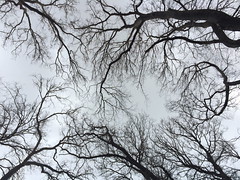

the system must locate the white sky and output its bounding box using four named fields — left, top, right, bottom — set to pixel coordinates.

left=0, top=46, right=53, bottom=96
left=1, top=0, right=240, bottom=179
left=1, top=39, right=240, bottom=179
